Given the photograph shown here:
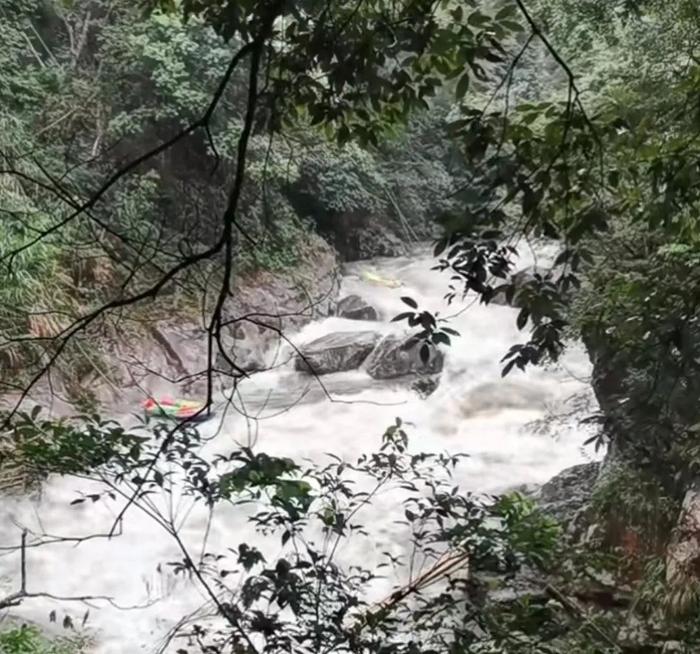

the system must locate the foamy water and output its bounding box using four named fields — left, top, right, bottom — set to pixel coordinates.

left=0, top=244, right=601, bottom=652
